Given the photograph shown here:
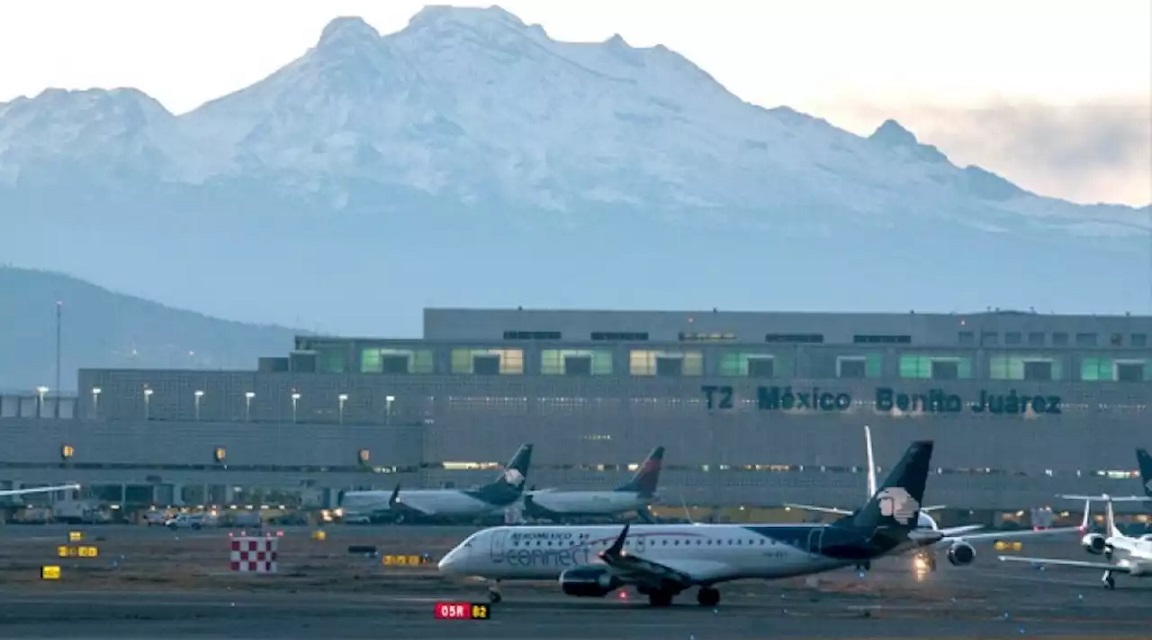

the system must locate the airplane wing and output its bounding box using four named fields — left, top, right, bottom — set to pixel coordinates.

left=949, top=525, right=1084, bottom=544
left=783, top=503, right=852, bottom=516
left=597, top=525, right=727, bottom=590
left=920, top=505, right=947, bottom=513
left=1059, top=494, right=1147, bottom=503
left=998, top=555, right=1136, bottom=574
left=938, top=524, right=985, bottom=537
left=0, top=484, right=80, bottom=497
